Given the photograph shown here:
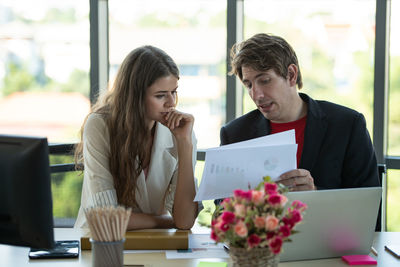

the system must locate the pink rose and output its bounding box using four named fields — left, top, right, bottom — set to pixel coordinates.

left=213, top=220, right=222, bottom=231
left=251, top=190, right=265, bottom=205
left=292, top=200, right=308, bottom=211
left=269, top=236, right=283, bottom=254
left=280, top=194, right=288, bottom=206
left=279, top=225, right=291, bottom=237
left=221, top=198, right=231, bottom=208
left=234, top=203, right=246, bottom=217
left=222, top=197, right=231, bottom=204
left=264, top=182, right=278, bottom=194
left=265, top=215, right=279, bottom=231
left=221, top=211, right=235, bottom=224
left=254, top=216, right=265, bottom=229
left=234, top=220, right=248, bottom=237
left=247, top=234, right=261, bottom=248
